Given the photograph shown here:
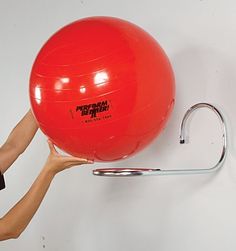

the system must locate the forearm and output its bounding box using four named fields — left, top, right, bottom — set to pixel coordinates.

left=0, top=109, right=38, bottom=173
left=0, top=145, right=19, bottom=174
left=0, top=167, right=55, bottom=240
left=4, top=109, right=38, bottom=153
